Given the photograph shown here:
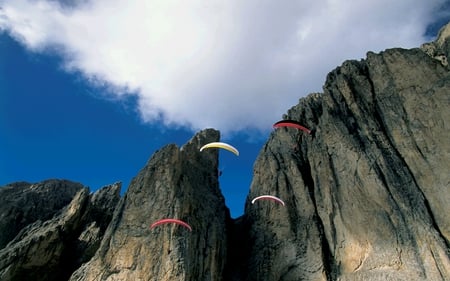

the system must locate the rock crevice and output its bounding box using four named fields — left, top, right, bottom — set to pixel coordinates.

left=1, top=22, right=449, bottom=281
